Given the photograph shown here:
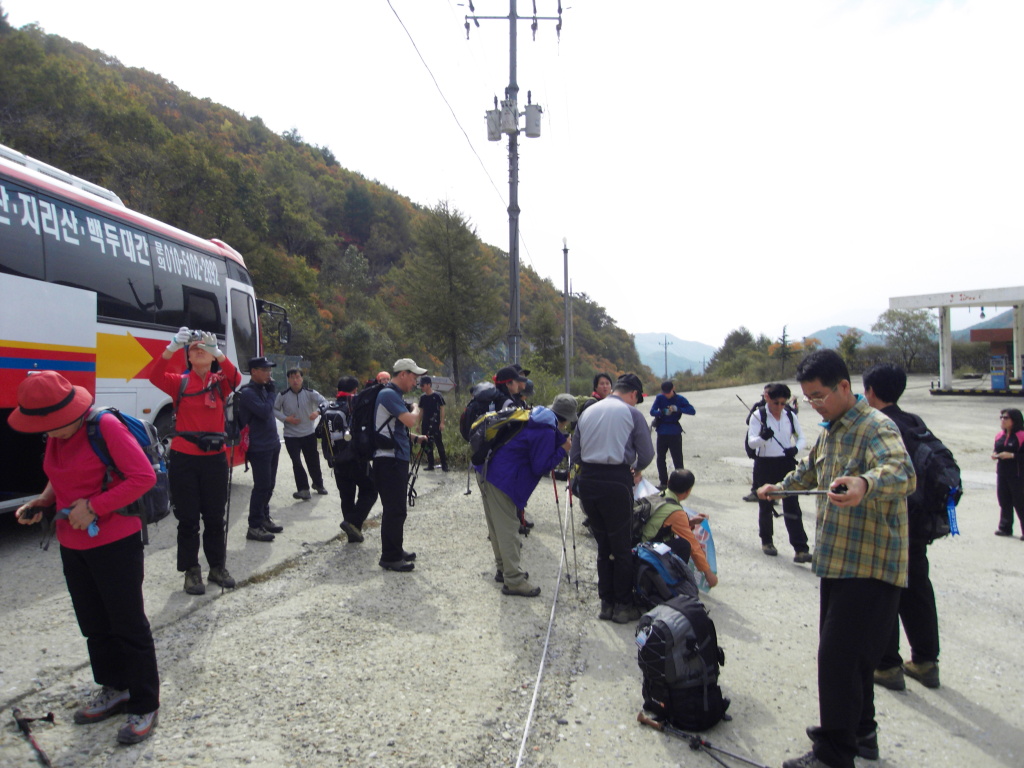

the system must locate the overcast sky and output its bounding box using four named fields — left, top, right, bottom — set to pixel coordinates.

left=6, top=0, right=1022, bottom=348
